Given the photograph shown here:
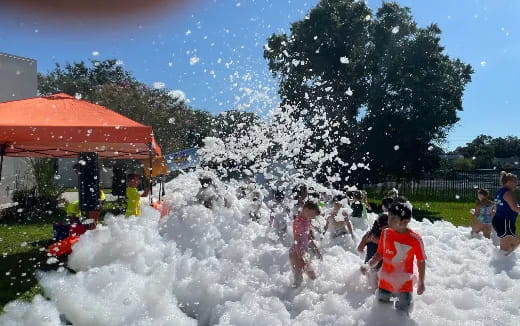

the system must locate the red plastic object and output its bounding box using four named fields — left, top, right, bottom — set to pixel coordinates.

left=48, top=236, right=80, bottom=256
